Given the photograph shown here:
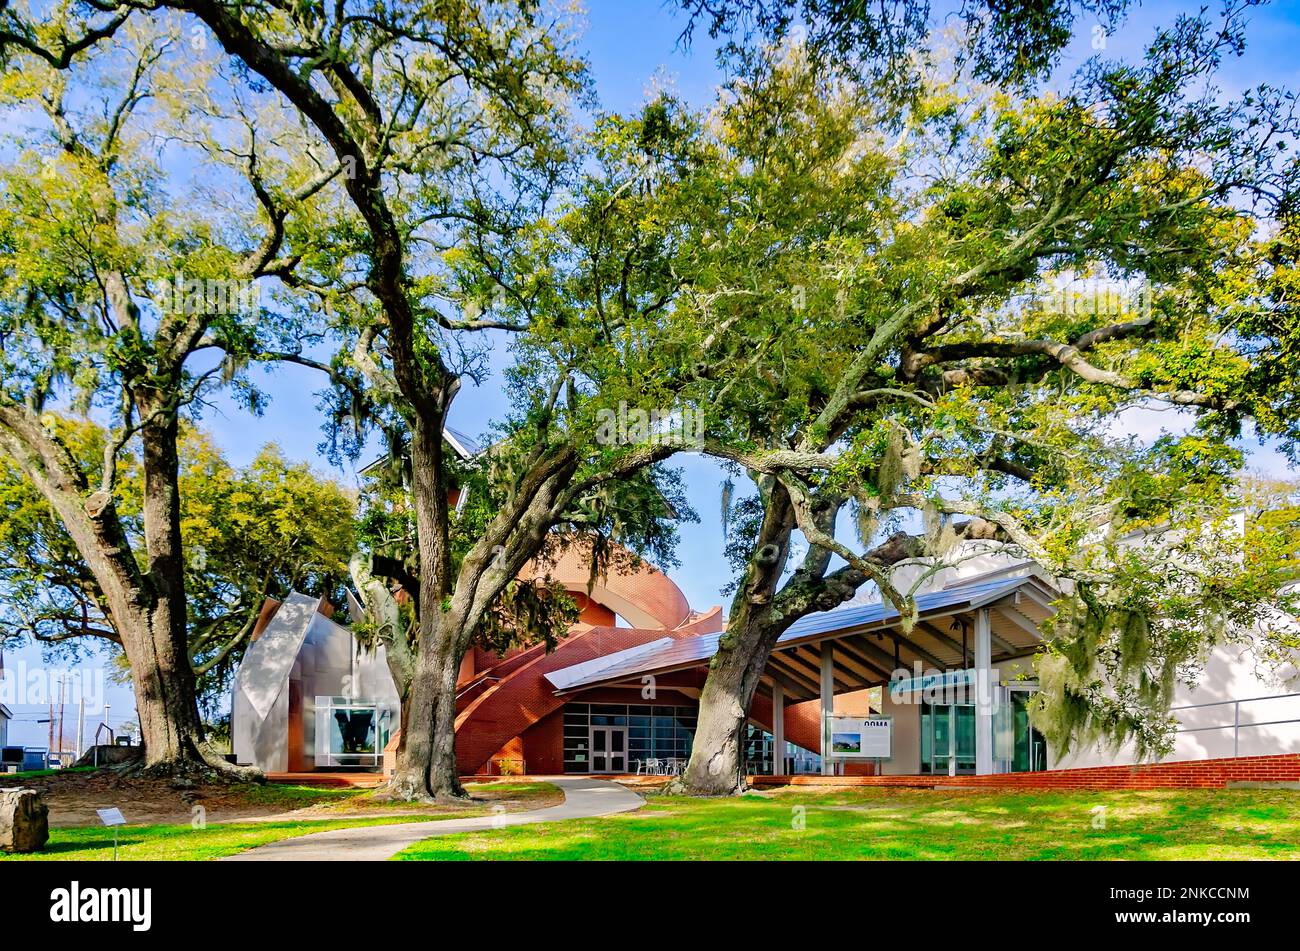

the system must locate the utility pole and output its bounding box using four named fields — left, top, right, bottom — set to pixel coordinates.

left=47, top=684, right=55, bottom=765
left=76, top=695, right=85, bottom=759
left=56, top=674, right=66, bottom=764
